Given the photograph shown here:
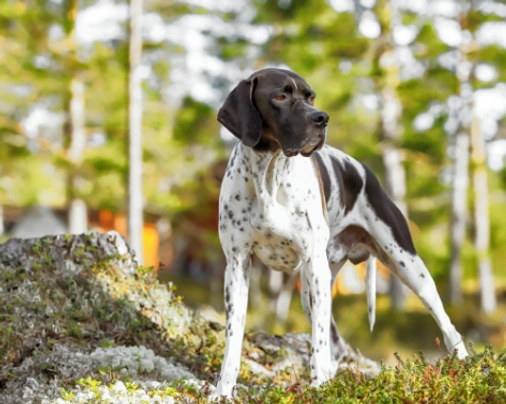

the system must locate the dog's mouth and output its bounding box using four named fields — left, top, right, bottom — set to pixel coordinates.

left=300, top=136, right=325, bottom=157
left=283, top=133, right=325, bottom=158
